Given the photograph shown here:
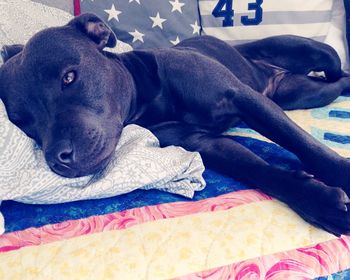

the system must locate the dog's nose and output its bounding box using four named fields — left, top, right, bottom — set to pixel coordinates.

left=50, top=140, right=74, bottom=164
left=46, top=141, right=77, bottom=177
left=57, top=145, right=74, bottom=164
